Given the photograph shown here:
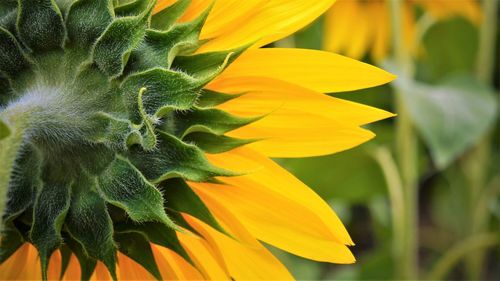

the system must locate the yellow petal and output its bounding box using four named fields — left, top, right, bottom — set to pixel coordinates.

left=197, top=0, right=337, bottom=52
left=117, top=252, right=156, bottom=280
left=151, top=244, right=204, bottom=280
left=177, top=232, right=231, bottom=280
left=153, top=0, right=176, bottom=14
left=216, top=48, right=396, bottom=93
left=47, top=250, right=62, bottom=280
left=190, top=147, right=356, bottom=263
left=184, top=214, right=294, bottom=280
left=209, top=76, right=393, bottom=126
left=0, top=244, right=41, bottom=280
left=61, top=254, right=80, bottom=280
